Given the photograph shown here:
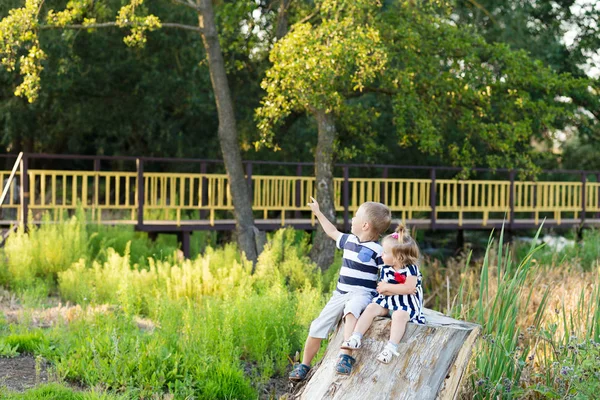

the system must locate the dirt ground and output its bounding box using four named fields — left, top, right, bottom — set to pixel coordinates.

left=0, top=355, right=49, bottom=392
left=0, top=354, right=292, bottom=398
